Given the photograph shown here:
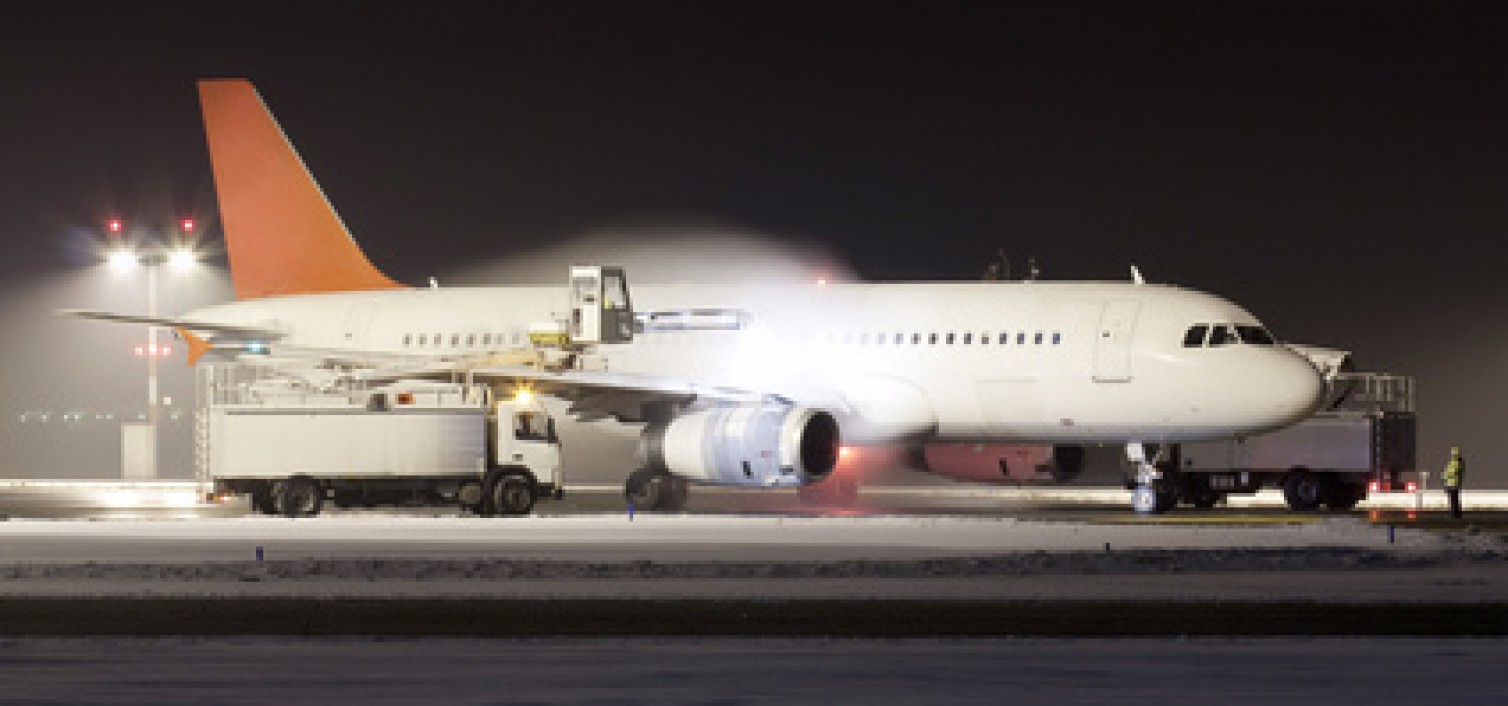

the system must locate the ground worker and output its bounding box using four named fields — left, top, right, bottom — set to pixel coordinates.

left=1443, top=447, right=1465, bottom=519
